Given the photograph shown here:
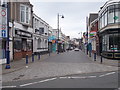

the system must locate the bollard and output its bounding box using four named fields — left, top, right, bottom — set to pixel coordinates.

left=94, top=52, right=96, bottom=61
left=38, top=53, right=40, bottom=60
left=49, top=51, right=50, bottom=56
left=32, top=53, right=34, bottom=62
left=101, top=55, right=103, bottom=64
left=26, top=54, right=28, bottom=64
